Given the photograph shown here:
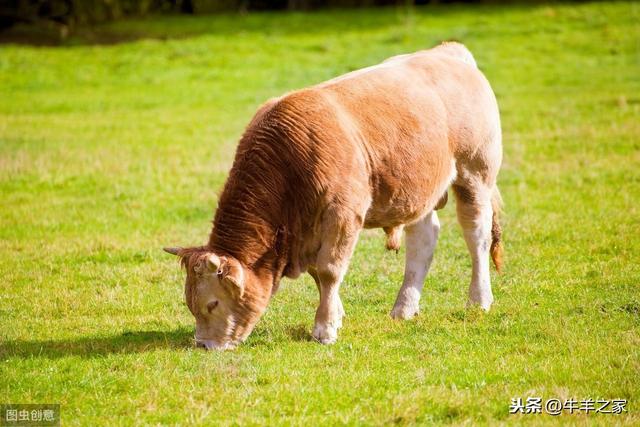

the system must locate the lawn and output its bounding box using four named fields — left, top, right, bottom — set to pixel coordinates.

left=1, top=1, right=639, bottom=425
